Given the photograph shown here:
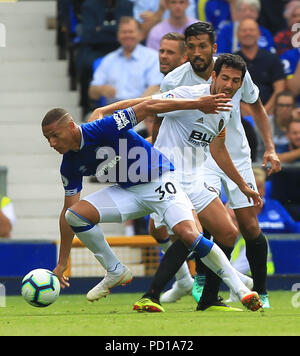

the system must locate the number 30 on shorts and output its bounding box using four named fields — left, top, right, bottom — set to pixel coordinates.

left=155, top=182, right=177, bottom=200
